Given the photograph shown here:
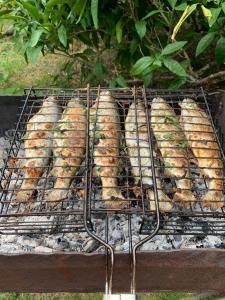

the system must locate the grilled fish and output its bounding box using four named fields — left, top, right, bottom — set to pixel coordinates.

left=90, top=90, right=127, bottom=209
left=151, top=97, right=196, bottom=207
left=125, top=102, right=172, bottom=211
left=180, top=98, right=224, bottom=210
left=47, top=98, right=86, bottom=203
left=16, top=97, right=60, bottom=202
